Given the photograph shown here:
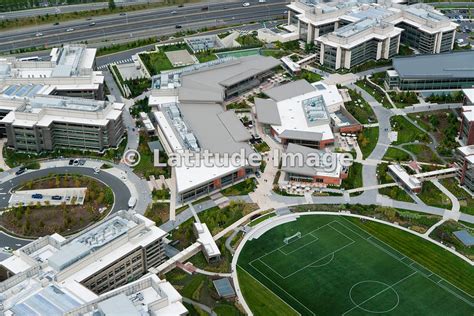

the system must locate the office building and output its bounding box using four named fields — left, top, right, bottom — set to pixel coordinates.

left=459, top=89, right=474, bottom=146
left=151, top=56, right=278, bottom=203
left=281, top=143, right=349, bottom=185
left=286, top=0, right=457, bottom=70
left=0, top=45, right=104, bottom=100
left=0, top=95, right=125, bottom=153
left=456, top=145, right=474, bottom=193
left=0, top=211, right=179, bottom=315
left=255, top=80, right=360, bottom=149
left=387, top=51, right=474, bottom=90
